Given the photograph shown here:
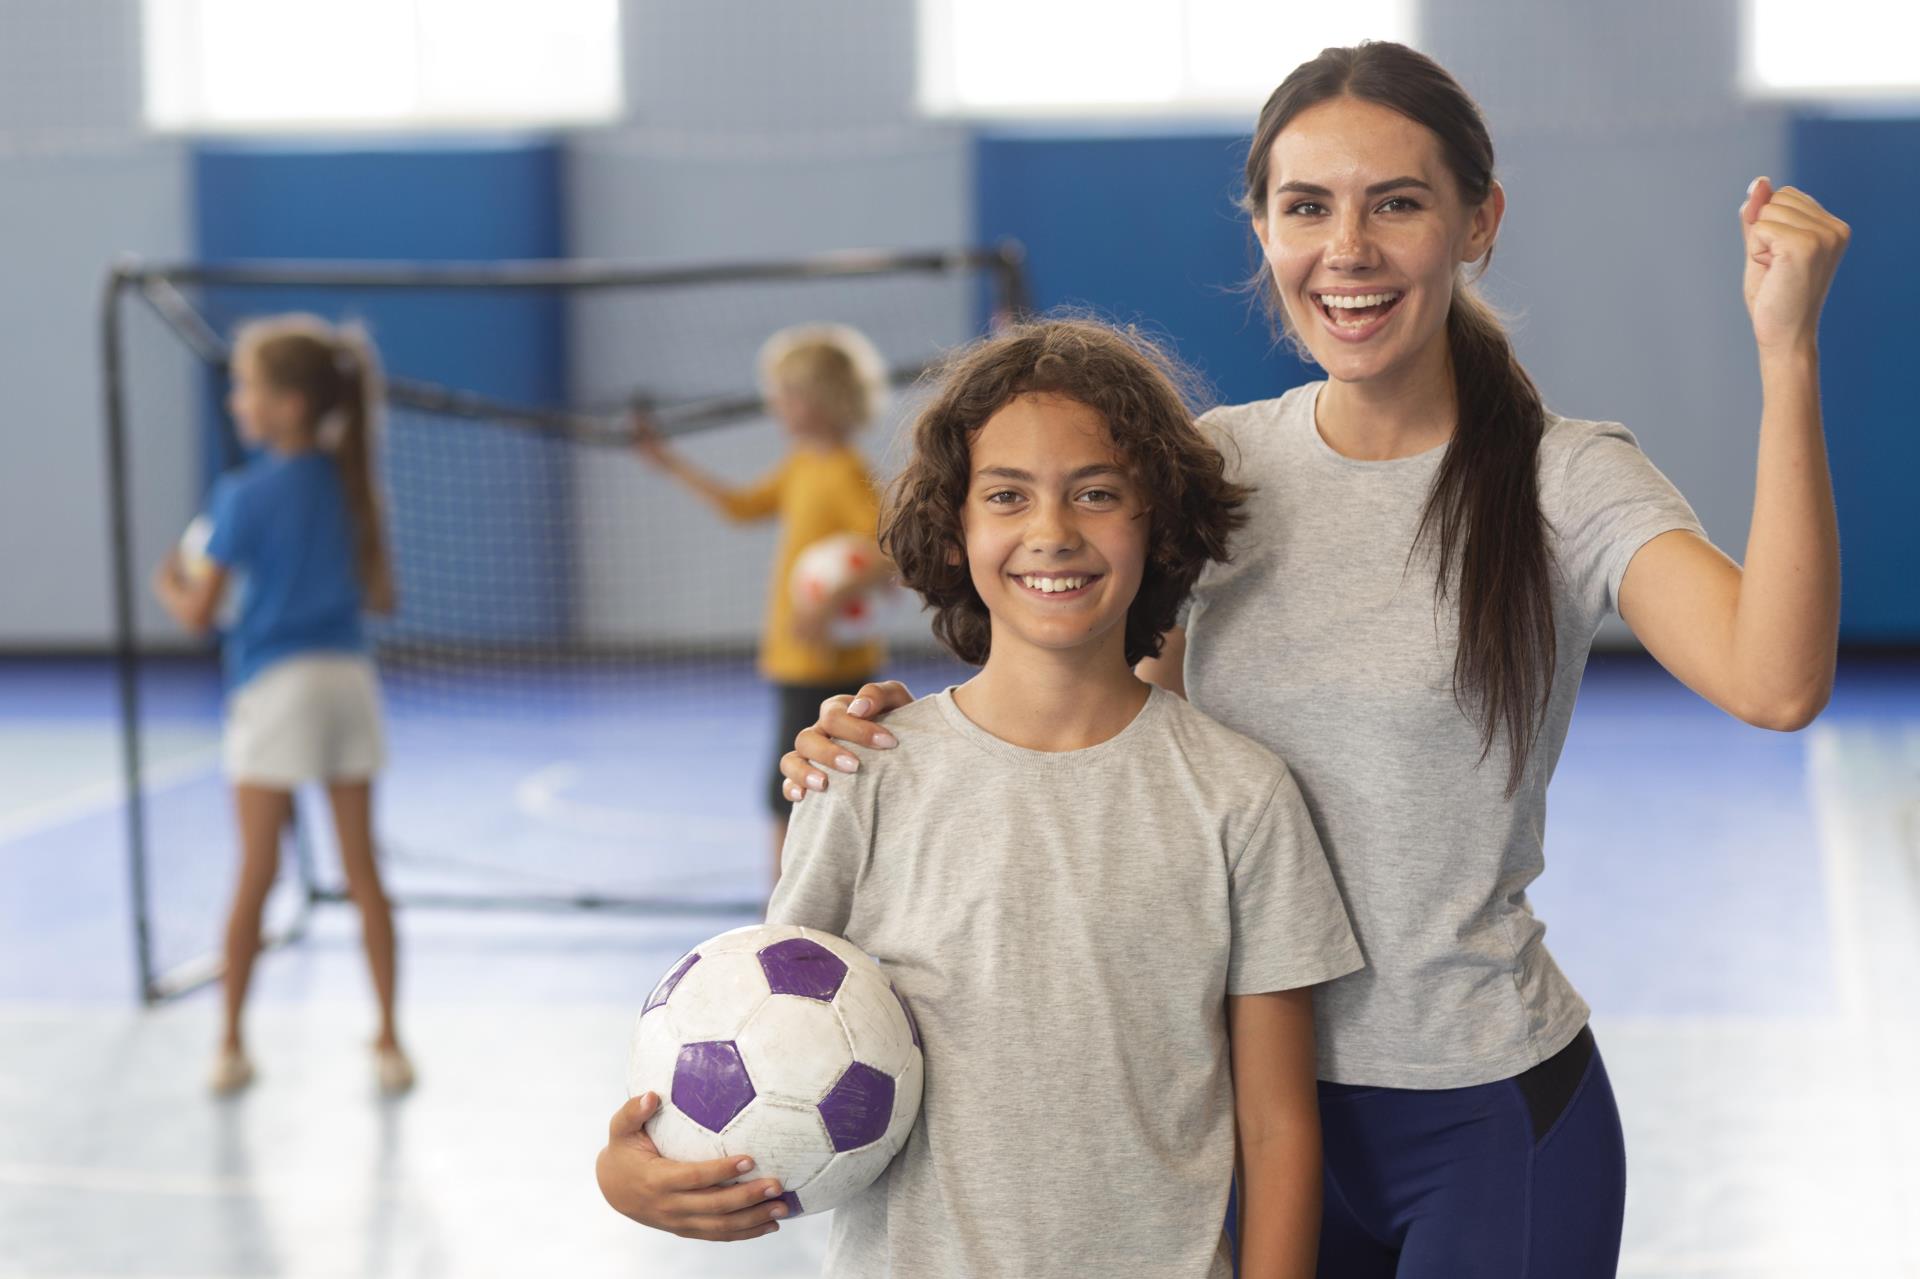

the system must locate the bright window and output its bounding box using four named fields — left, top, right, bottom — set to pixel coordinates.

left=142, top=0, right=623, bottom=132
left=918, top=0, right=1416, bottom=117
left=1744, top=0, right=1920, bottom=97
